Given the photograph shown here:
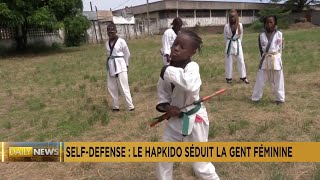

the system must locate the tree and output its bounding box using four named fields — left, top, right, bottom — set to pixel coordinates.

left=264, top=0, right=320, bottom=12
left=259, top=7, right=291, bottom=28
left=0, top=0, right=89, bottom=50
